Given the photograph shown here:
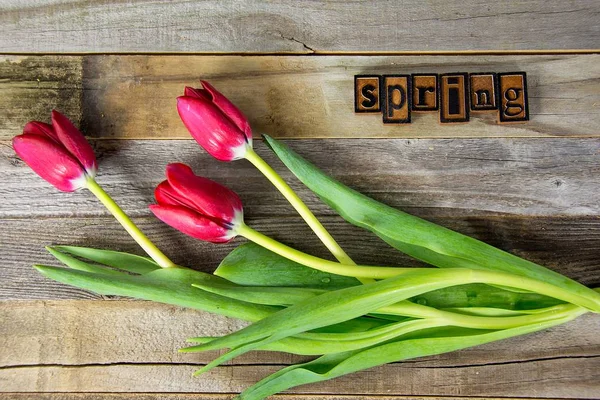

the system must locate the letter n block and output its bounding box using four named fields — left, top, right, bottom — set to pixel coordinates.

left=470, top=73, right=498, bottom=111
left=382, top=75, right=412, bottom=124
left=354, top=75, right=381, bottom=113
left=498, top=72, right=529, bottom=123
left=440, top=73, right=469, bottom=123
